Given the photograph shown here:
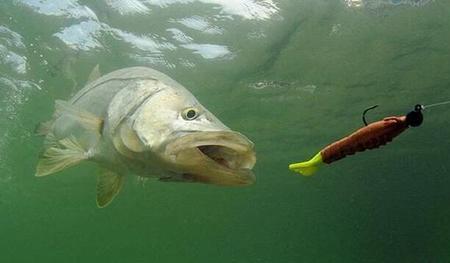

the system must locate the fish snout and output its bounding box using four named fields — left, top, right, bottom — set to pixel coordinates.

left=165, top=131, right=256, bottom=186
